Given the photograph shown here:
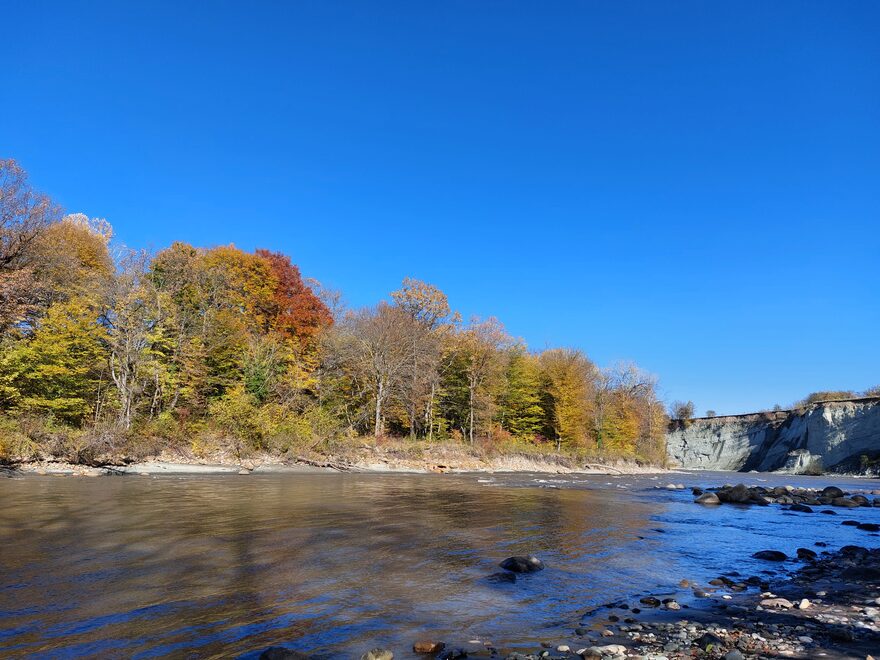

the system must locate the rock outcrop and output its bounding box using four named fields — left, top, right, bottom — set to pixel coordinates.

left=666, top=398, right=880, bottom=473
